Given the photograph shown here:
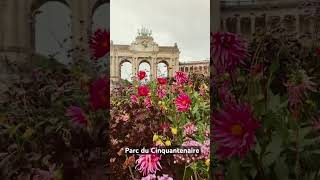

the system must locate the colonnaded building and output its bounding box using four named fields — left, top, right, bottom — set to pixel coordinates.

left=110, top=28, right=209, bottom=83
left=217, top=0, right=319, bottom=45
